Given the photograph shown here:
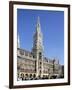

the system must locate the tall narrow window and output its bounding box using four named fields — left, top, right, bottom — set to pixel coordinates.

left=39, top=52, right=42, bottom=59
